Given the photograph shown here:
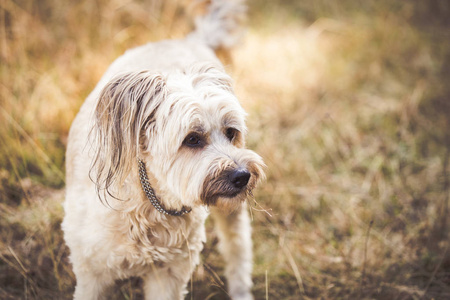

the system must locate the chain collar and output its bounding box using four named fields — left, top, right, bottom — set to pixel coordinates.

left=138, top=158, right=192, bottom=217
